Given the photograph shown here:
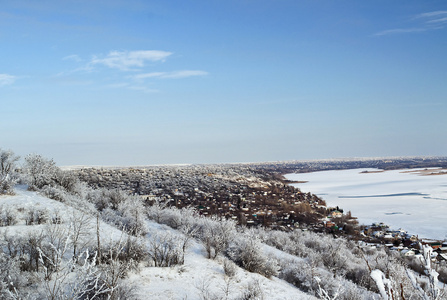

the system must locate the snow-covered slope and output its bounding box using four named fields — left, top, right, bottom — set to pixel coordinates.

left=0, top=187, right=316, bottom=299
left=126, top=221, right=316, bottom=300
